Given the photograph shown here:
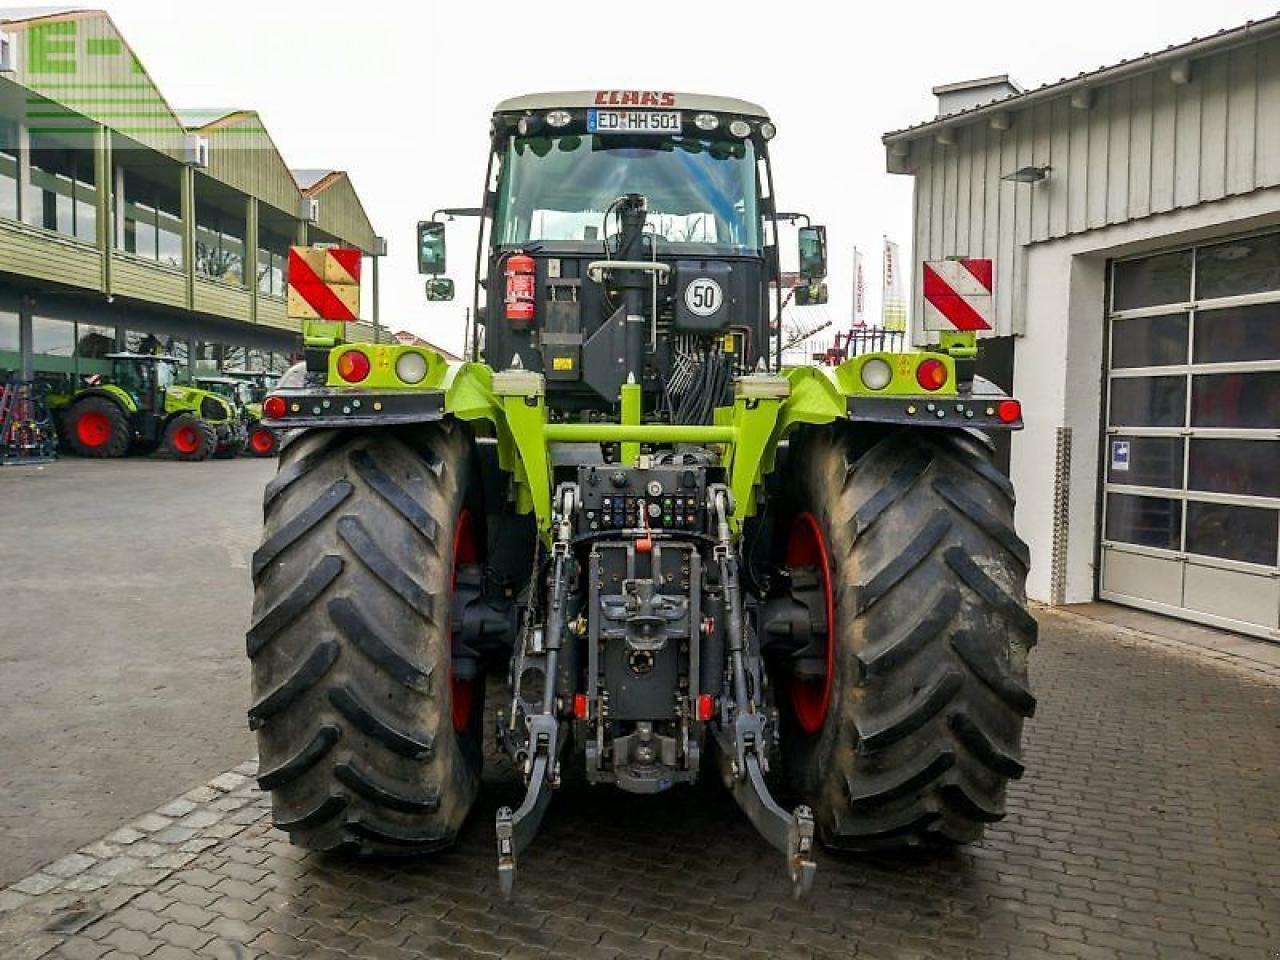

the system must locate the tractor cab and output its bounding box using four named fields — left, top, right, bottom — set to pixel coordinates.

left=102, top=352, right=181, bottom=411
left=417, top=91, right=828, bottom=419
left=221, top=369, right=276, bottom=404
left=193, top=374, right=254, bottom=412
